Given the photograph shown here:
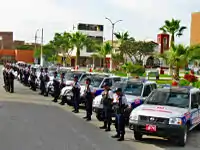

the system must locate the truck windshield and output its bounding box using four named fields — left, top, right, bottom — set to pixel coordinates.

left=124, top=82, right=143, bottom=96
left=145, top=90, right=189, bottom=108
